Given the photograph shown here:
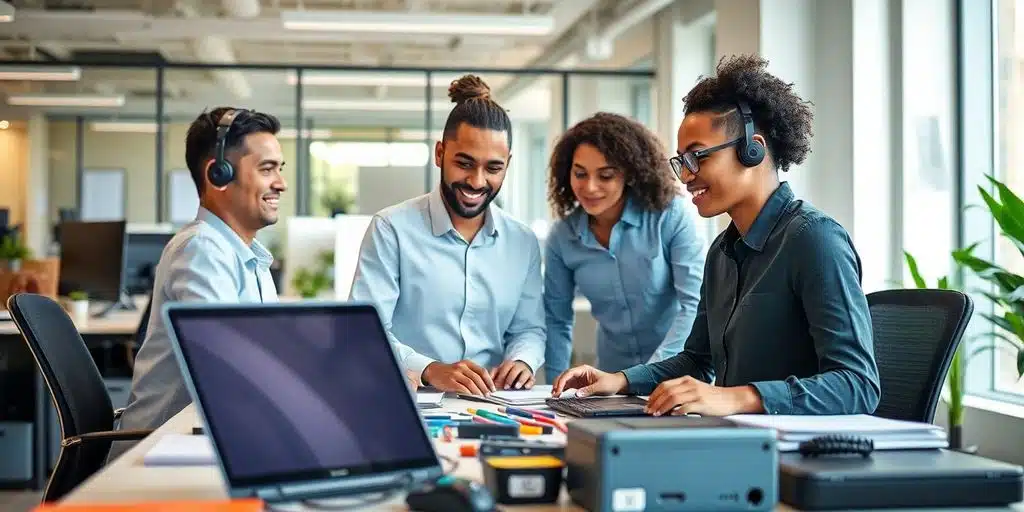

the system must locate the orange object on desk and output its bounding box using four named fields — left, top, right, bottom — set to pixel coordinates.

left=33, top=499, right=263, bottom=511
